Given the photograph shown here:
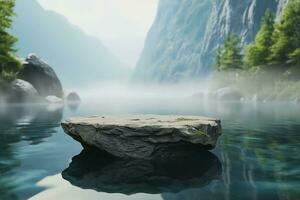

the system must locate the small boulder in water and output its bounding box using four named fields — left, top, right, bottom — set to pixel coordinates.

left=216, top=87, right=242, bottom=101
left=67, top=92, right=80, bottom=102
left=45, top=95, right=64, bottom=104
left=7, top=79, right=39, bottom=103
left=18, top=54, right=64, bottom=98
